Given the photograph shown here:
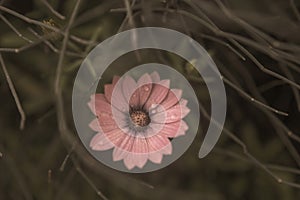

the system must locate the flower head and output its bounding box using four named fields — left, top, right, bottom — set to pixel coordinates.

left=88, top=72, right=190, bottom=170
